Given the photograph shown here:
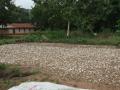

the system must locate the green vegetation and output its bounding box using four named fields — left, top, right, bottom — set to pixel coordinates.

left=0, top=0, right=120, bottom=46
left=0, top=0, right=14, bottom=22
left=0, top=30, right=120, bottom=46
left=0, top=63, right=60, bottom=90
left=21, top=30, right=120, bottom=45
left=32, top=0, right=120, bottom=36
left=1, top=0, right=120, bottom=89
left=0, top=36, right=16, bottom=45
left=0, top=0, right=31, bottom=23
left=0, top=63, right=37, bottom=90
left=0, top=63, right=33, bottom=78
